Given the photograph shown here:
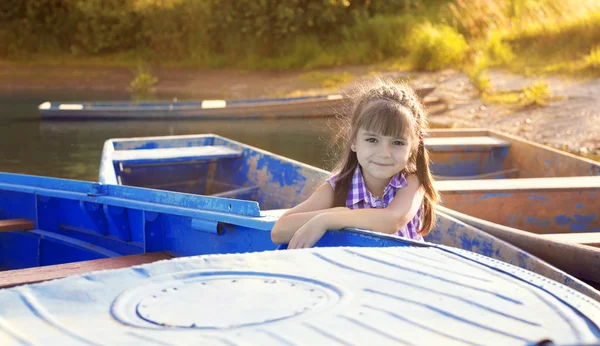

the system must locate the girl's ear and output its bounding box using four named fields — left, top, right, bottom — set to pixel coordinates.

left=351, top=141, right=356, bottom=152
